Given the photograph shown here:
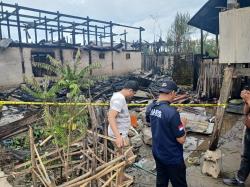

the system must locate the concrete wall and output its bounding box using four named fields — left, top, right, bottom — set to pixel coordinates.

left=0, top=48, right=23, bottom=88
left=220, top=7, right=250, bottom=64
left=0, top=47, right=141, bottom=87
